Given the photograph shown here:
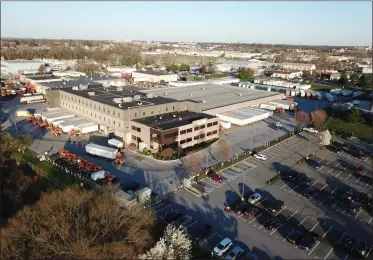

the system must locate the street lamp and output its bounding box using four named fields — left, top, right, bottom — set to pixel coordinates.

left=241, top=173, right=246, bottom=201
